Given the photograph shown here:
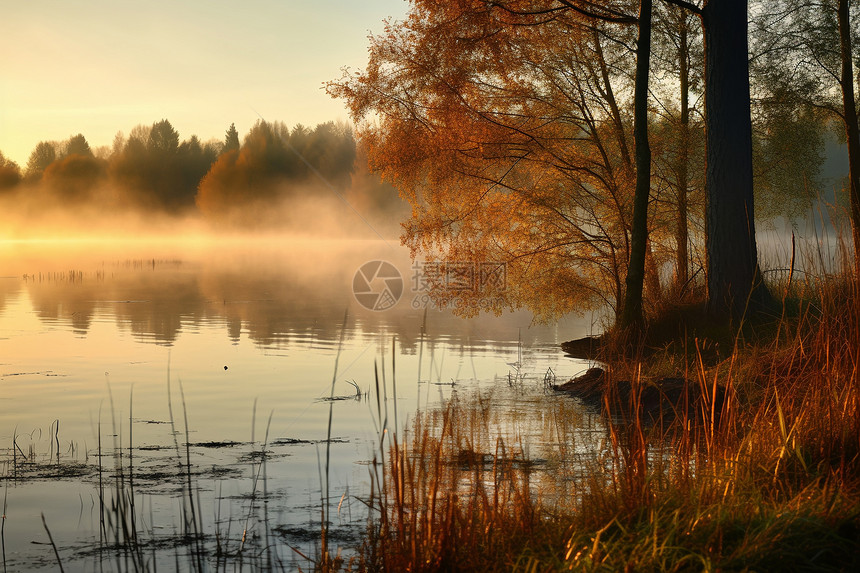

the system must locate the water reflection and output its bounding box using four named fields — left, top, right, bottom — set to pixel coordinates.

left=0, top=281, right=17, bottom=321
left=4, top=238, right=590, bottom=349
left=0, top=238, right=594, bottom=571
